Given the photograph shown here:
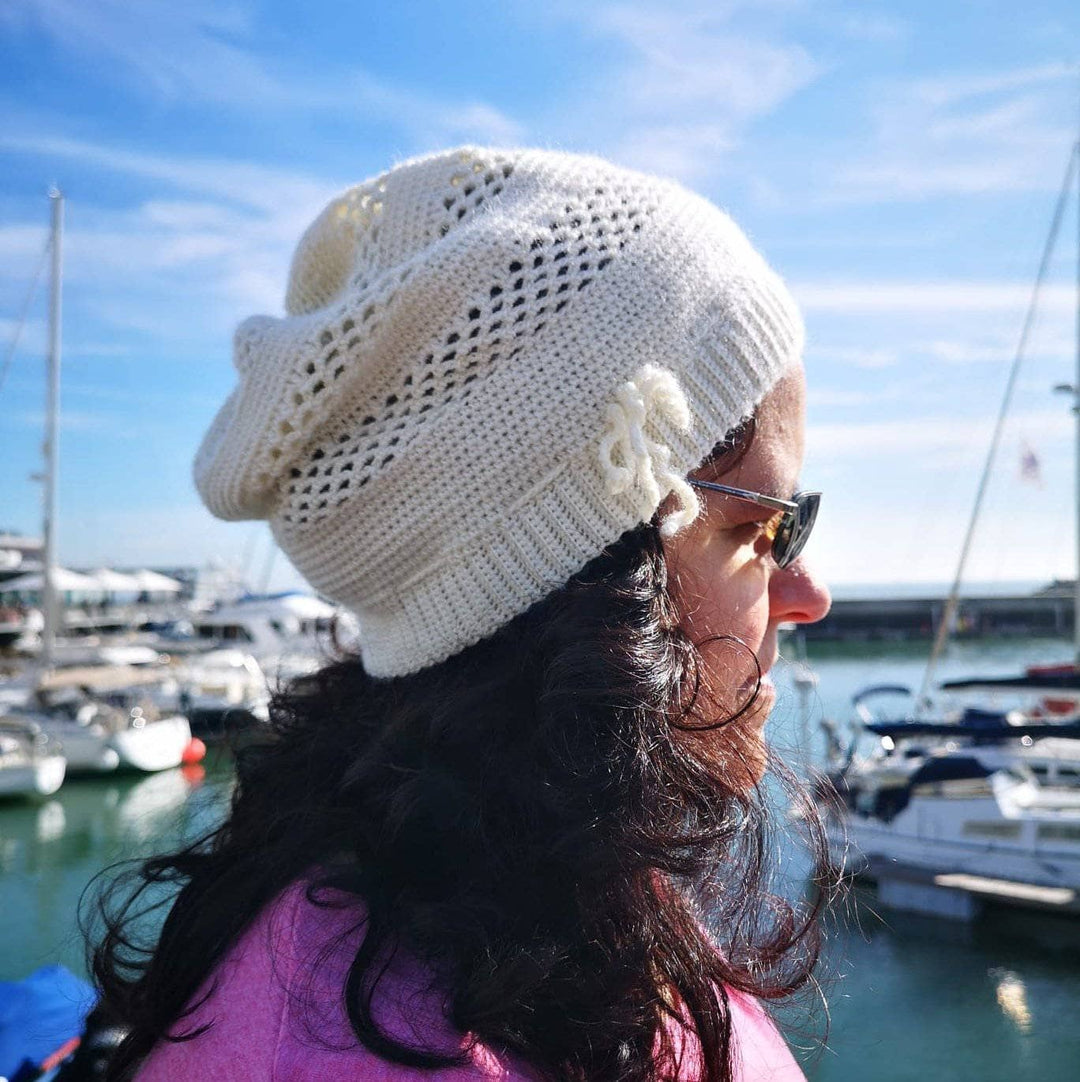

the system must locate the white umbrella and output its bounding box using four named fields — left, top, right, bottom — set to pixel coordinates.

left=276, top=593, right=337, bottom=619
left=233, top=592, right=337, bottom=619
left=0, top=568, right=101, bottom=593
left=130, top=569, right=183, bottom=593
left=89, top=568, right=143, bottom=592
